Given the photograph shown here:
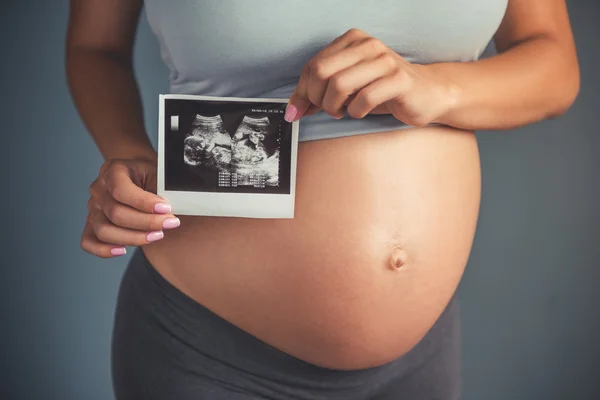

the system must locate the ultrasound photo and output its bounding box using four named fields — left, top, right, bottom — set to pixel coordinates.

left=157, top=94, right=299, bottom=218
left=183, top=113, right=281, bottom=188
